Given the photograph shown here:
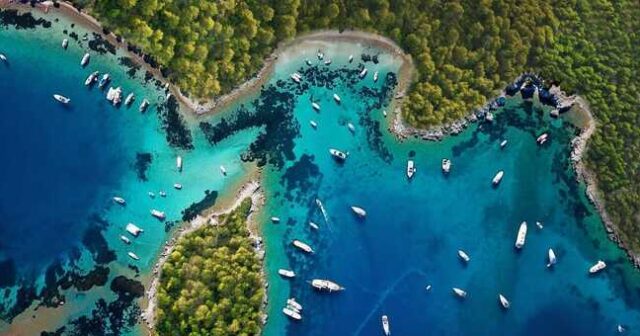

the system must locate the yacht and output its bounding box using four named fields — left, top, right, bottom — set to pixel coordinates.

left=351, top=206, right=367, bottom=218
left=287, top=298, right=302, bottom=311
left=442, top=158, right=452, bottom=174
left=106, top=86, right=123, bottom=106
left=381, top=315, right=390, bottom=336
left=500, top=139, right=508, bottom=148
left=220, top=165, right=227, bottom=176
left=80, top=52, right=90, bottom=67
left=150, top=209, right=166, bottom=220
left=498, top=294, right=510, bottom=309
left=329, top=148, right=348, bottom=161
left=547, top=248, right=557, bottom=268
left=124, top=92, right=135, bottom=106
left=515, top=221, right=528, bottom=249
left=112, top=196, right=126, bottom=205
left=452, top=287, right=467, bottom=299
left=62, top=38, right=68, bottom=49
left=324, top=59, right=332, bottom=65
left=290, top=73, right=301, bottom=83
left=98, top=74, right=110, bottom=89
left=125, top=223, right=143, bottom=237
left=173, top=183, right=182, bottom=190
left=348, top=54, right=354, bottom=63
left=309, top=221, right=319, bottom=230
left=271, top=217, right=280, bottom=223
left=159, top=191, right=167, bottom=197
left=492, top=170, right=504, bottom=185
left=176, top=156, right=183, bottom=172
left=292, top=239, right=314, bottom=253
left=310, top=120, right=318, bottom=129
left=84, top=71, right=99, bottom=86
left=127, top=252, right=140, bottom=260
left=373, top=71, right=379, bottom=82
left=119, top=235, right=131, bottom=244
left=333, top=93, right=341, bottom=103
left=589, top=260, right=607, bottom=274
left=312, top=102, right=321, bottom=111
left=458, top=250, right=471, bottom=263
left=359, top=68, right=368, bottom=78
left=311, top=279, right=345, bottom=292
left=139, top=99, right=150, bottom=112
left=407, top=160, right=416, bottom=179
left=347, top=123, right=355, bottom=133
left=537, top=133, right=549, bottom=145
left=282, top=307, right=302, bottom=320
left=278, top=269, right=295, bottom=278
left=53, top=94, right=71, bottom=104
